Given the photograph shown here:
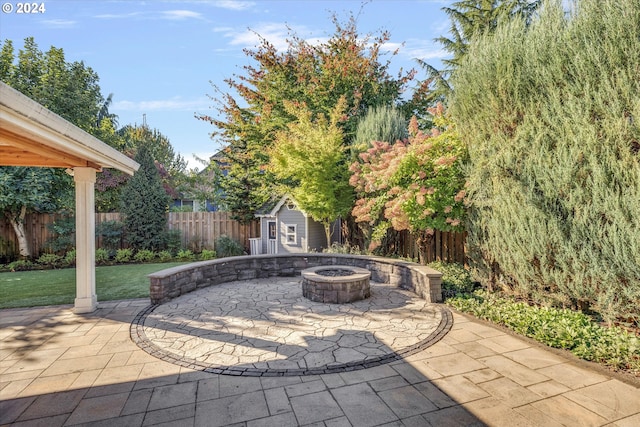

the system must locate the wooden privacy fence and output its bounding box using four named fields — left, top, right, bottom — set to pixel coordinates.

left=166, top=212, right=259, bottom=251
left=379, top=229, right=467, bottom=265
left=0, top=212, right=260, bottom=259
left=1, top=212, right=465, bottom=264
